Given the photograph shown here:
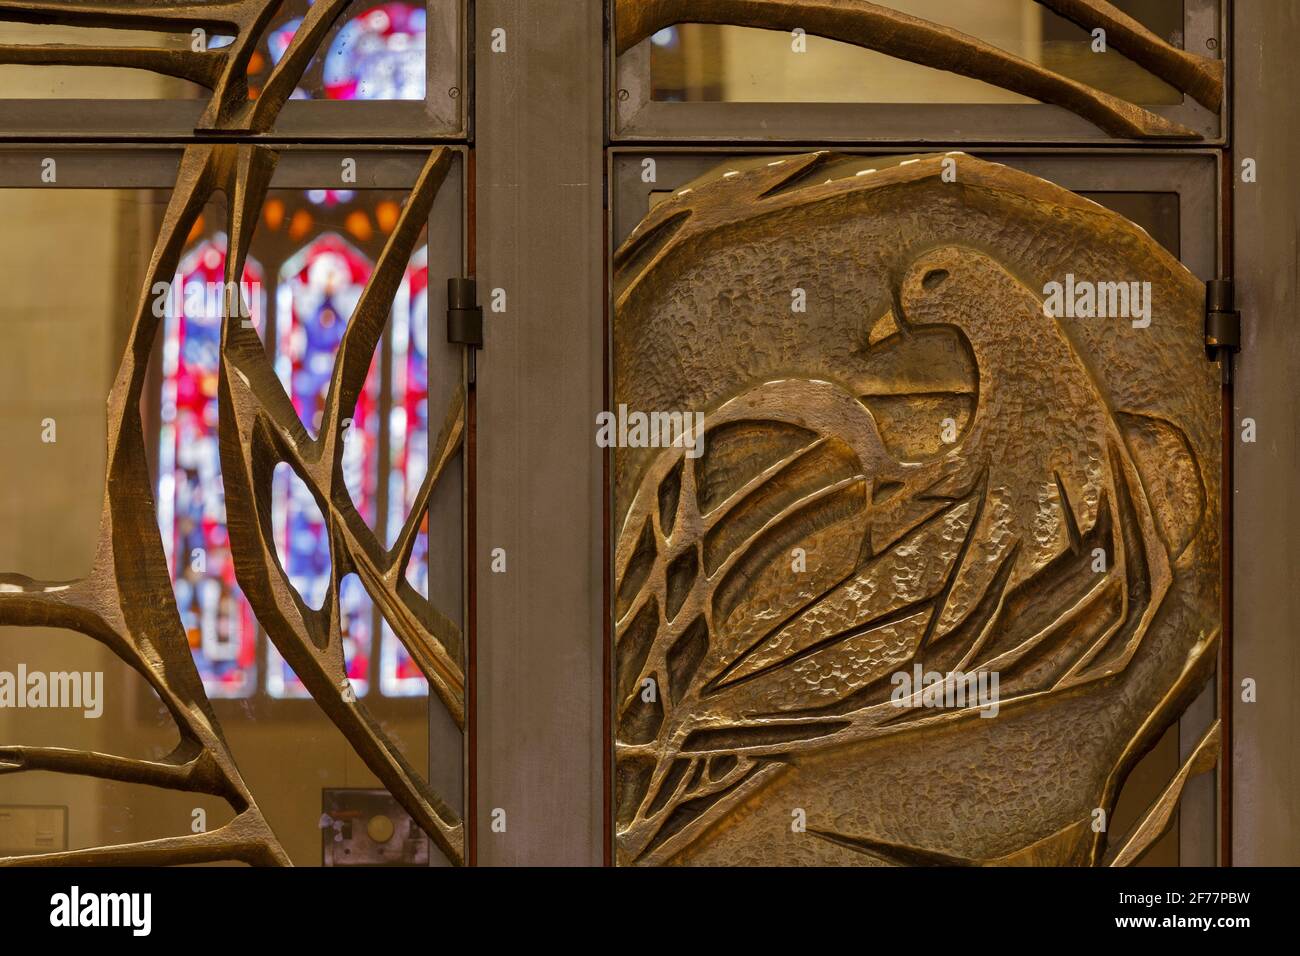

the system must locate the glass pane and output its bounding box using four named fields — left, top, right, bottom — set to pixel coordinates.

left=0, top=171, right=444, bottom=865
left=261, top=2, right=427, bottom=101
left=381, top=245, right=431, bottom=697
left=0, top=188, right=157, bottom=578
left=0, top=186, right=218, bottom=859
left=269, top=232, right=378, bottom=697
left=166, top=186, right=434, bottom=702
left=0, top=25, right=199, bottom=99
left=157, top=236, right=265, bottom=698
left=0, top=1, right=428, bottom=102
left=647, top=0, right=1183, bottom=105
